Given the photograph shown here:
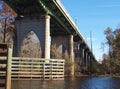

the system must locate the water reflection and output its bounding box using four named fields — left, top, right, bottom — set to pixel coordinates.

left=80, top=77, right=118, bottom=89
left=12, top=77, right=120, bottom=89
